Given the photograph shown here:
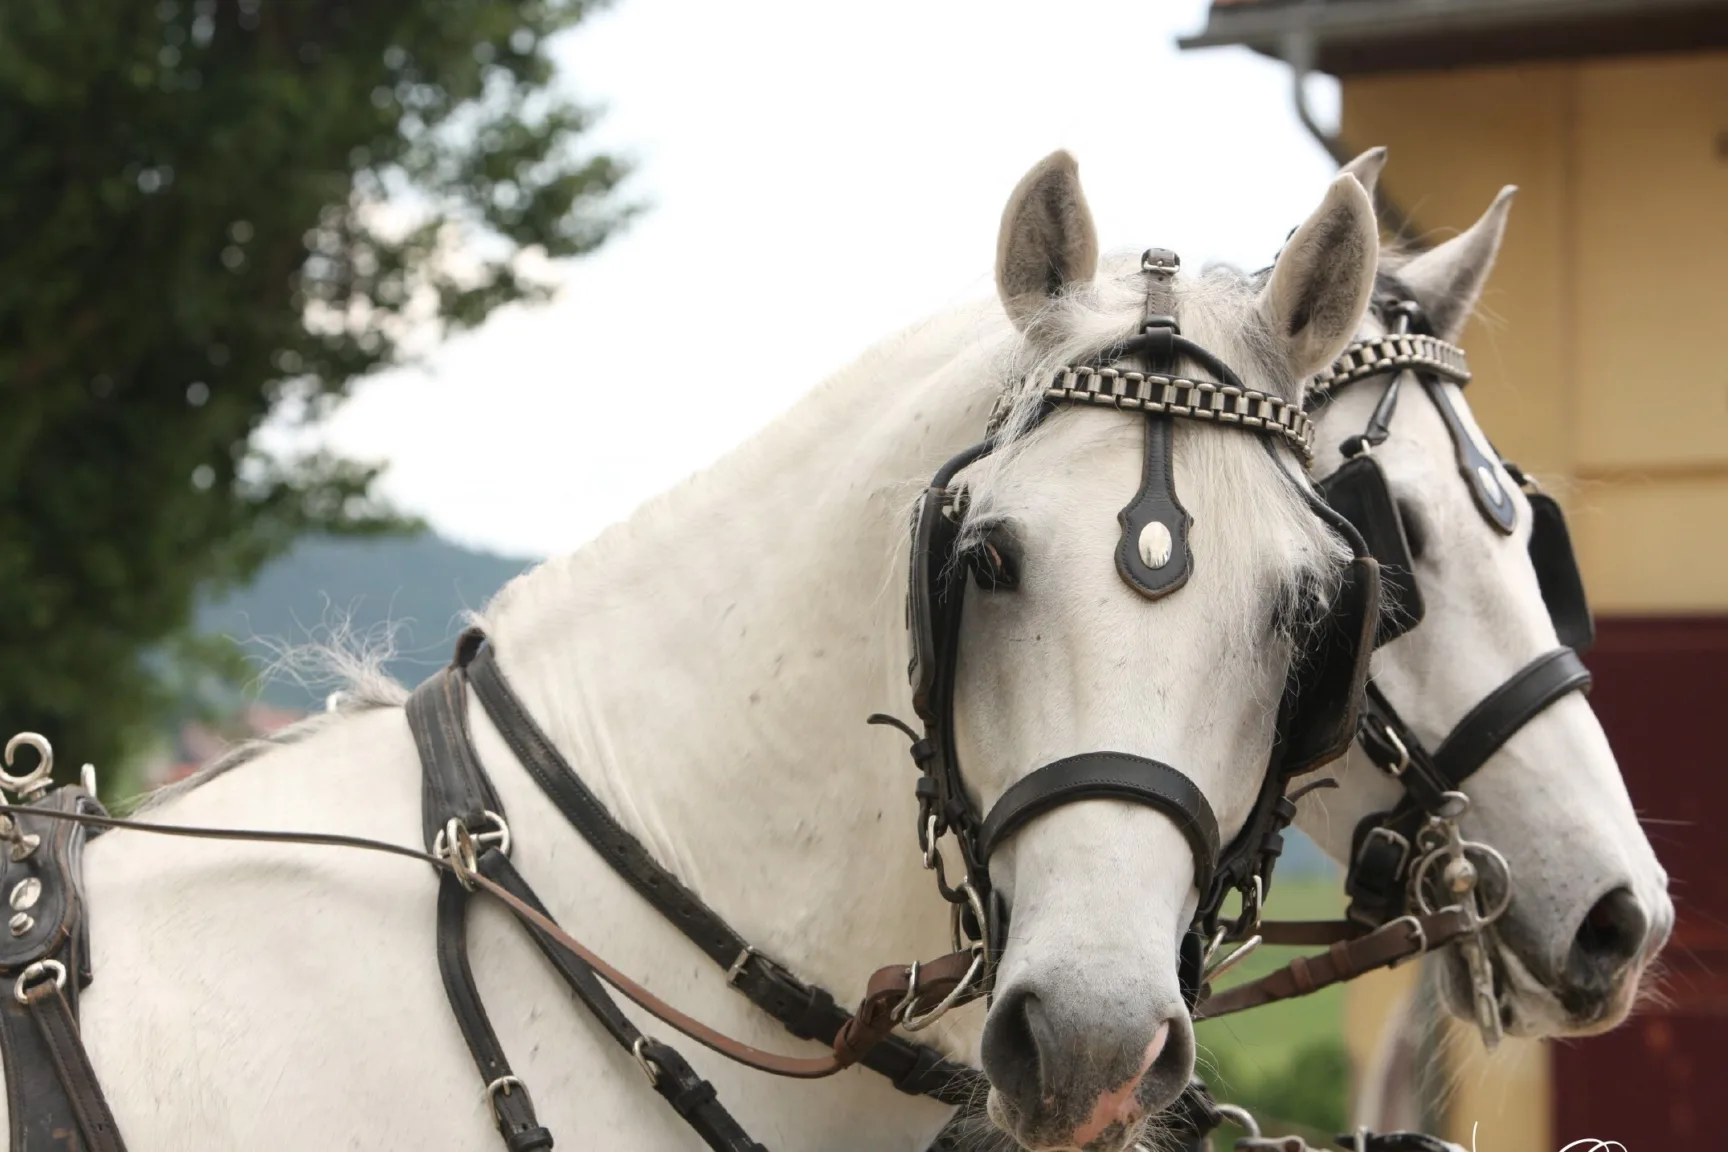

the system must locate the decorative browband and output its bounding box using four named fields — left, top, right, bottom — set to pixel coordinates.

left=1309, top=333, right=1470, bottom=402
left=991, top=366, right=1317, bottom=462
